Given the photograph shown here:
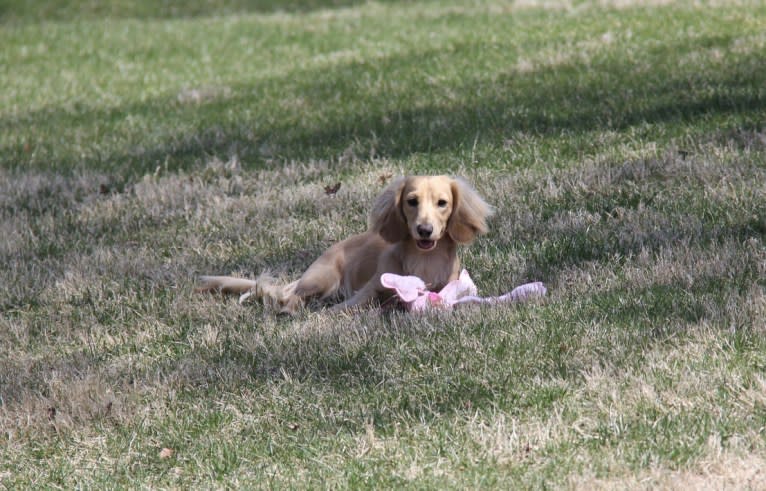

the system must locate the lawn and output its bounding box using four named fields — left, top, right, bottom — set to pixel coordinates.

left=1, top=0, right=765, bottom=488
